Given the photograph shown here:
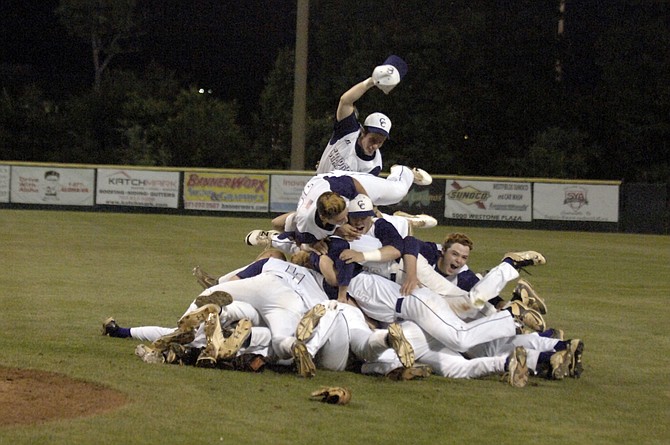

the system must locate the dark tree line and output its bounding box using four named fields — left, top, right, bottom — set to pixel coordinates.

left=1, top=1, right=668, bottom=184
